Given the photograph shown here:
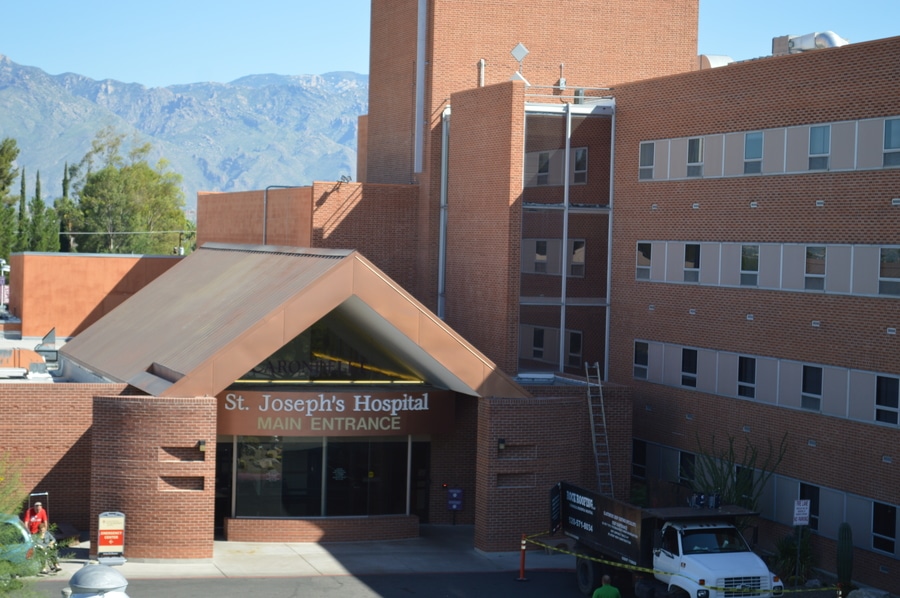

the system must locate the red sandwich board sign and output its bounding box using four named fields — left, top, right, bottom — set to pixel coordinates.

left=98, top=511, right=126, bottom=565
